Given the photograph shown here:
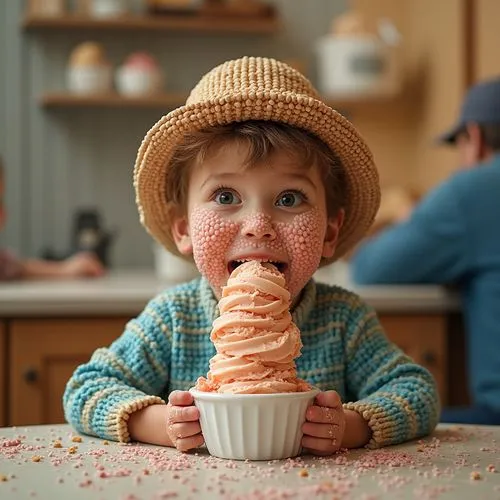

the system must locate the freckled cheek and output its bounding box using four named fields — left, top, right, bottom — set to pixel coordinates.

left=277, top=209, right=326, bottom=294
left=189, top=207, right=238, bottom=287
